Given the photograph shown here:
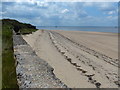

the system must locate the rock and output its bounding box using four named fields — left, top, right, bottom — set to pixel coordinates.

left=95, top=82, right=101, bottom=88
